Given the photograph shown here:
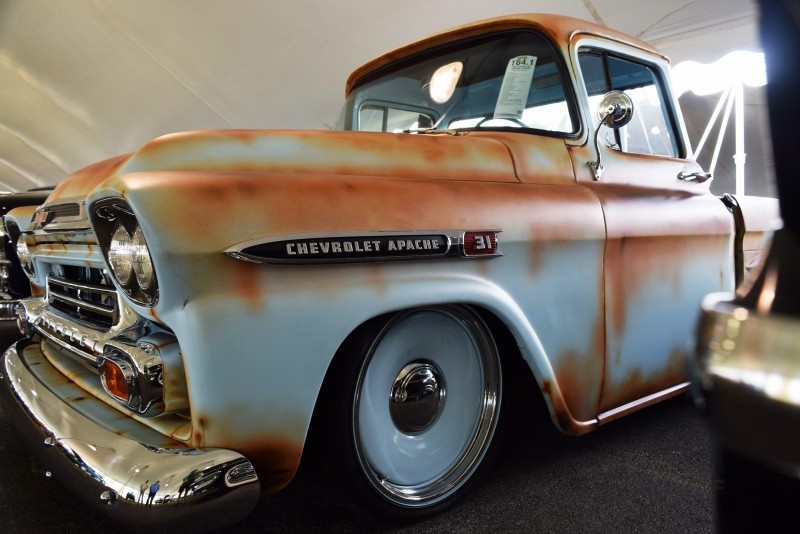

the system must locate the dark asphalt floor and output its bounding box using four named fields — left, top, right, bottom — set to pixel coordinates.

left=0, top=322, right=715, bottom=533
